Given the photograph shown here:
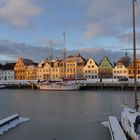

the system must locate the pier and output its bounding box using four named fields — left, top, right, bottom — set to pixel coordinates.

left=0, top=80, right=38, bottom=89
left=82, top=82, right=140, bottom=90
left=103, top=116, right=127, bottom=140
left=1, top=79, right=140, bottom=90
